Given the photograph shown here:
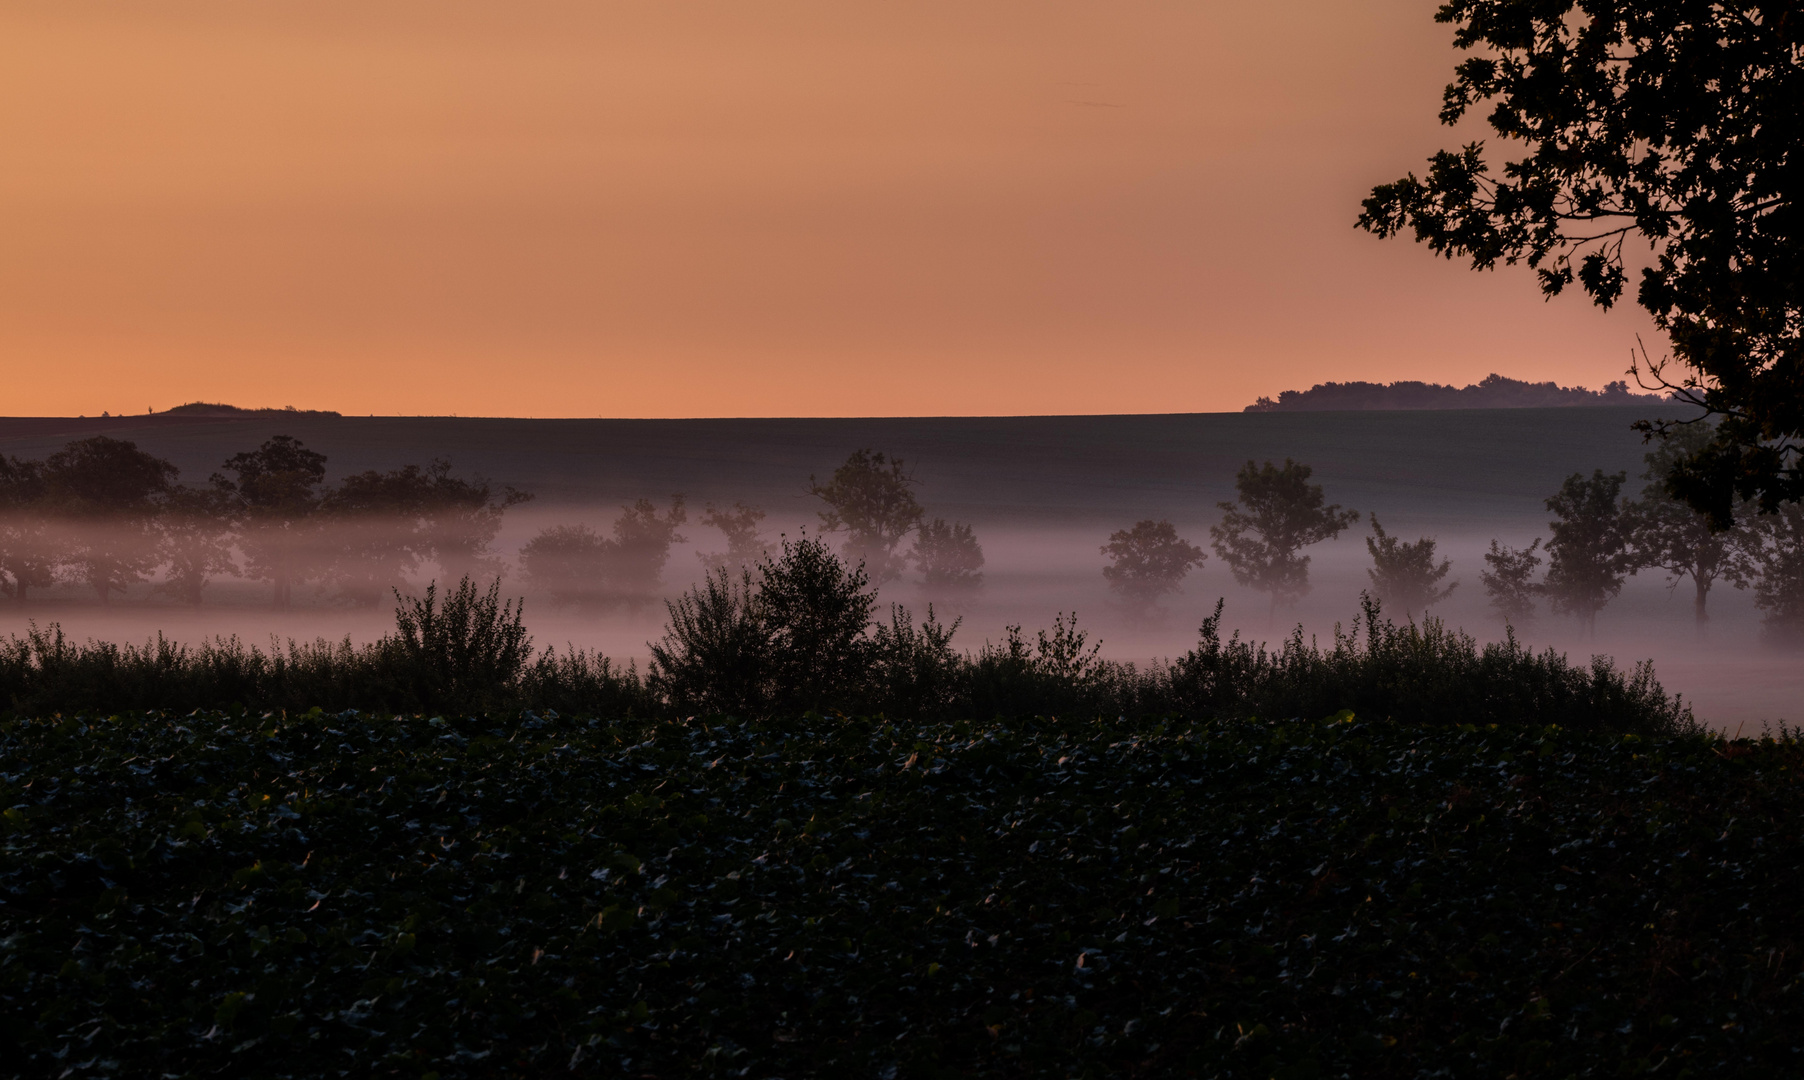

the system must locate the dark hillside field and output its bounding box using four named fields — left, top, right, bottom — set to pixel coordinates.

left=0, top=407, right=1665, bottom=530
left=2, top=709, right=1800, bottom=1078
